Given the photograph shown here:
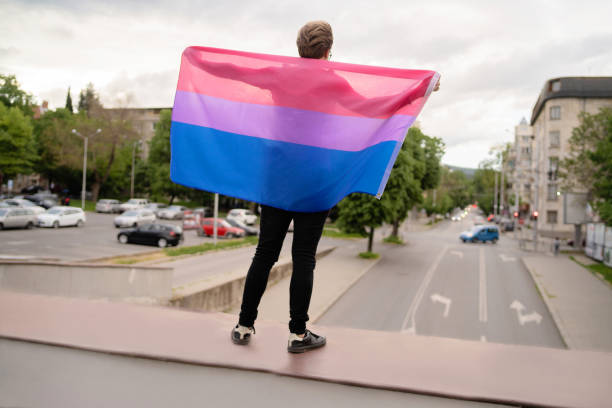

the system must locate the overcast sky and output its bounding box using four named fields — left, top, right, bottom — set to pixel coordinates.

left=2, top=0, right=611, bottom=168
